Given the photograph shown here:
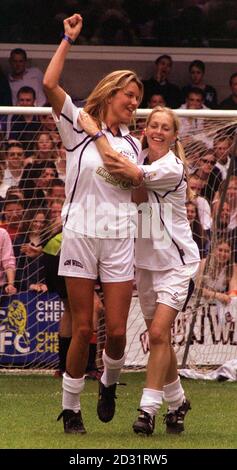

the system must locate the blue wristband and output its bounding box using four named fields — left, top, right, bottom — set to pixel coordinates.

left=63, top=34, right=74, bottom=45
left=92, top=131, right=104, bottom=141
